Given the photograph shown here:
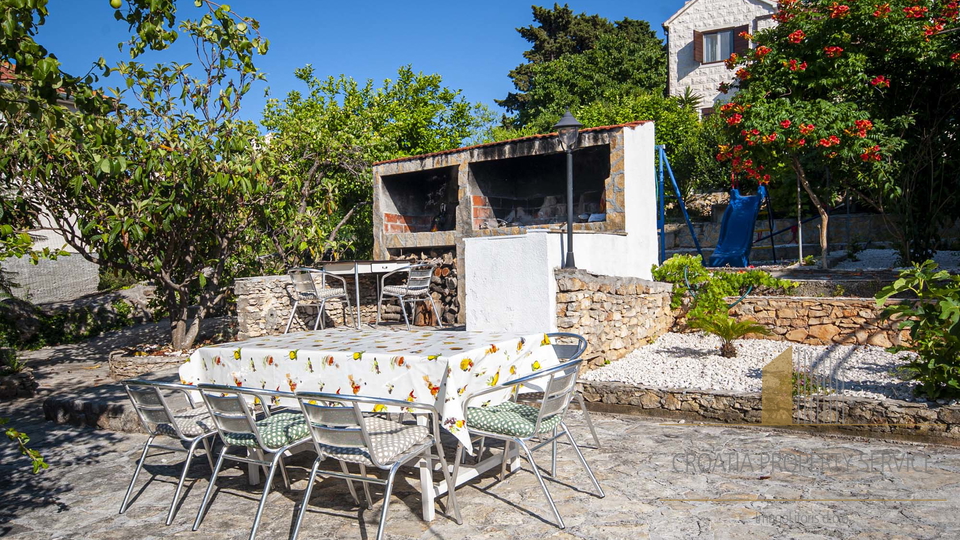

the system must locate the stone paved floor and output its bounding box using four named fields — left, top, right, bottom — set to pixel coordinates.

left=3, top=407, right=960, bottom=540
